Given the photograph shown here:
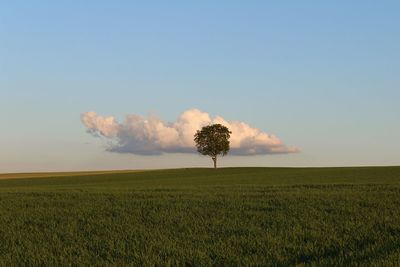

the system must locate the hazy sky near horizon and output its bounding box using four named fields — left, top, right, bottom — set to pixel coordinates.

left=1, top=1, right=399, bottom=172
